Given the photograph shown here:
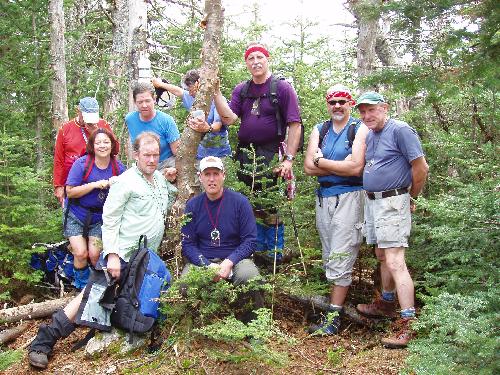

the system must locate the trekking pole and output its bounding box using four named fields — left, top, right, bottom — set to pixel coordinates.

left=288, top=200, right=307, bottom=277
